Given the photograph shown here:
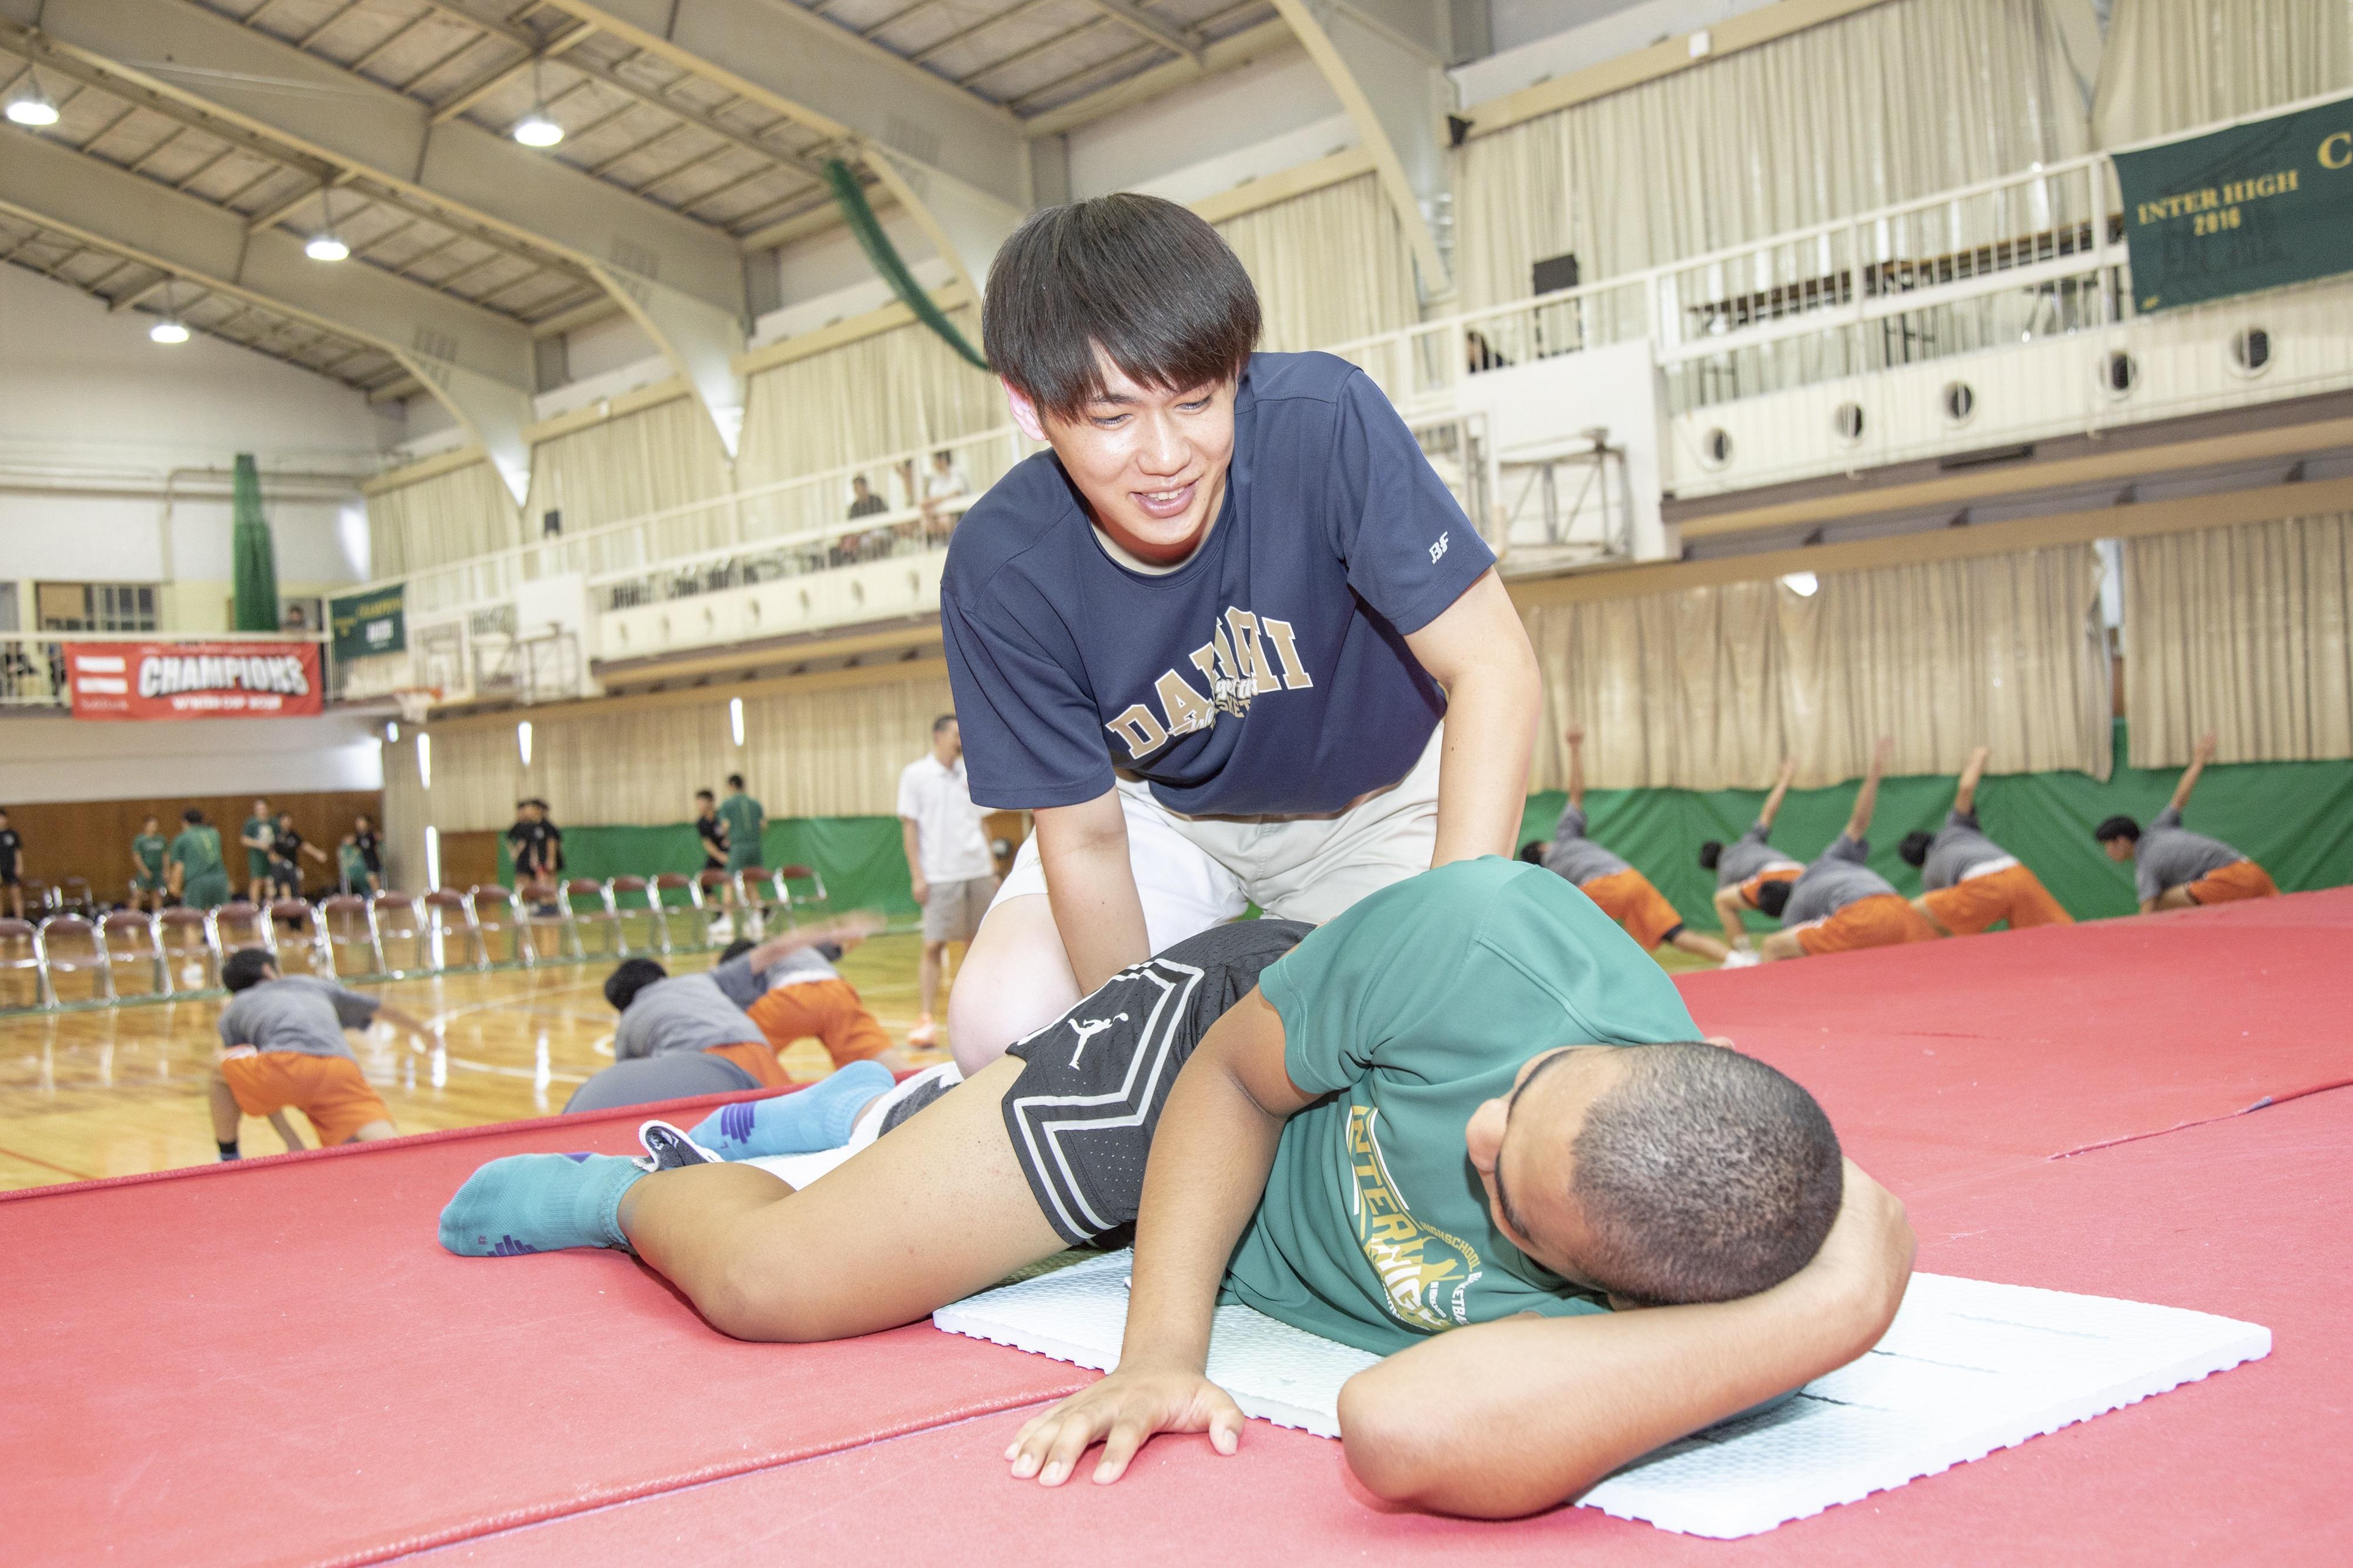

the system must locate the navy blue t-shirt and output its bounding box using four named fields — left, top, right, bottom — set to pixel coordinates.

left=941, top=352, right=1495, bottom=816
